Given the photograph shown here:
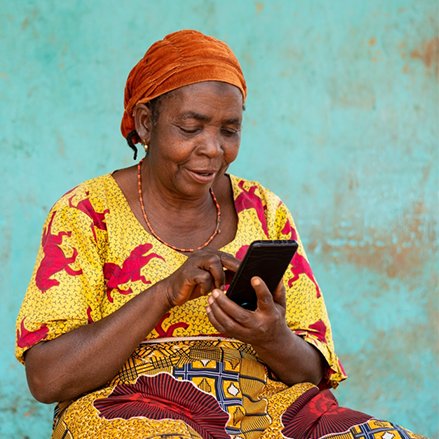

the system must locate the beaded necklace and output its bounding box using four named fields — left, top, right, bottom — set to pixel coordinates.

left=137, top=159, right=221, bottom=253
